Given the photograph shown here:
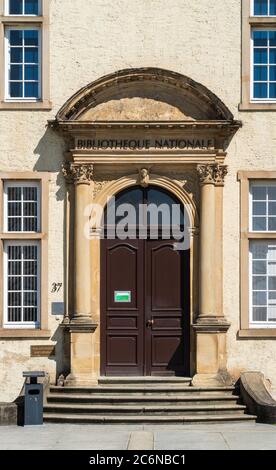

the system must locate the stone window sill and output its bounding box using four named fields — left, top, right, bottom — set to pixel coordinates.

left=0, top=100, right=52, bottom=111
left=239, top=102, right=276, bottom=111
left=239, top=329, right=276, bottom=338
left=0, top=329, right=51, bottom=339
